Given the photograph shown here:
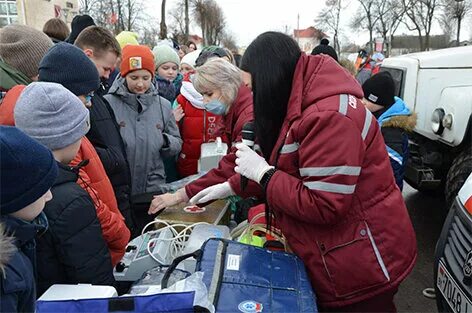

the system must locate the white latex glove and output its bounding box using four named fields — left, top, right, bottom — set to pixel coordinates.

left=189, top=182, right=235, bottom=205
left=235, top=143, right=274, bottom=183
